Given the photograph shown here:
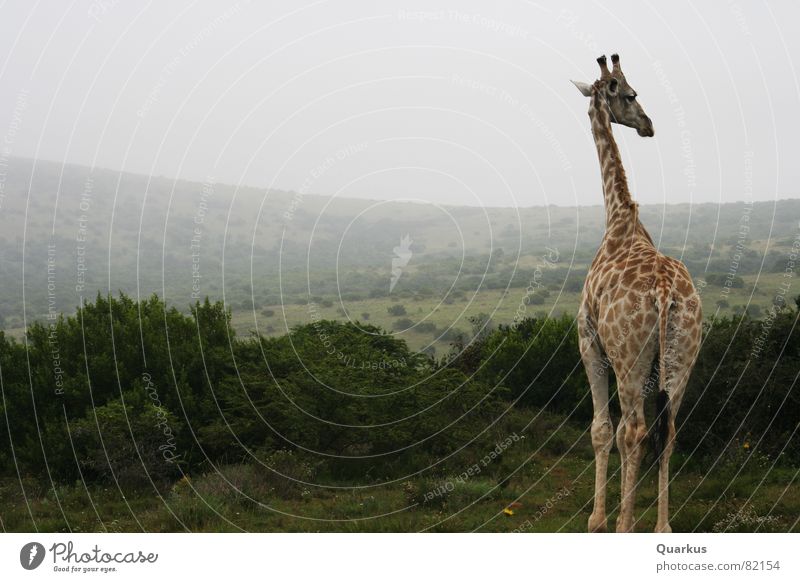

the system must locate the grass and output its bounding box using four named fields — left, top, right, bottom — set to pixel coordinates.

left=3, top=409, right=796, bottom=533
left=230, top=271, right=789, bottom=354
